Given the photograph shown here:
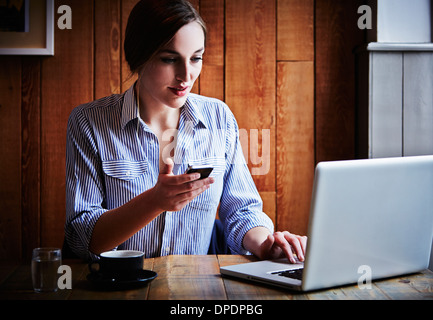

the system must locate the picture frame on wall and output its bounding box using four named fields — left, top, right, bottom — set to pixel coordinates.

left=0, top=0, right=54, bottom=56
